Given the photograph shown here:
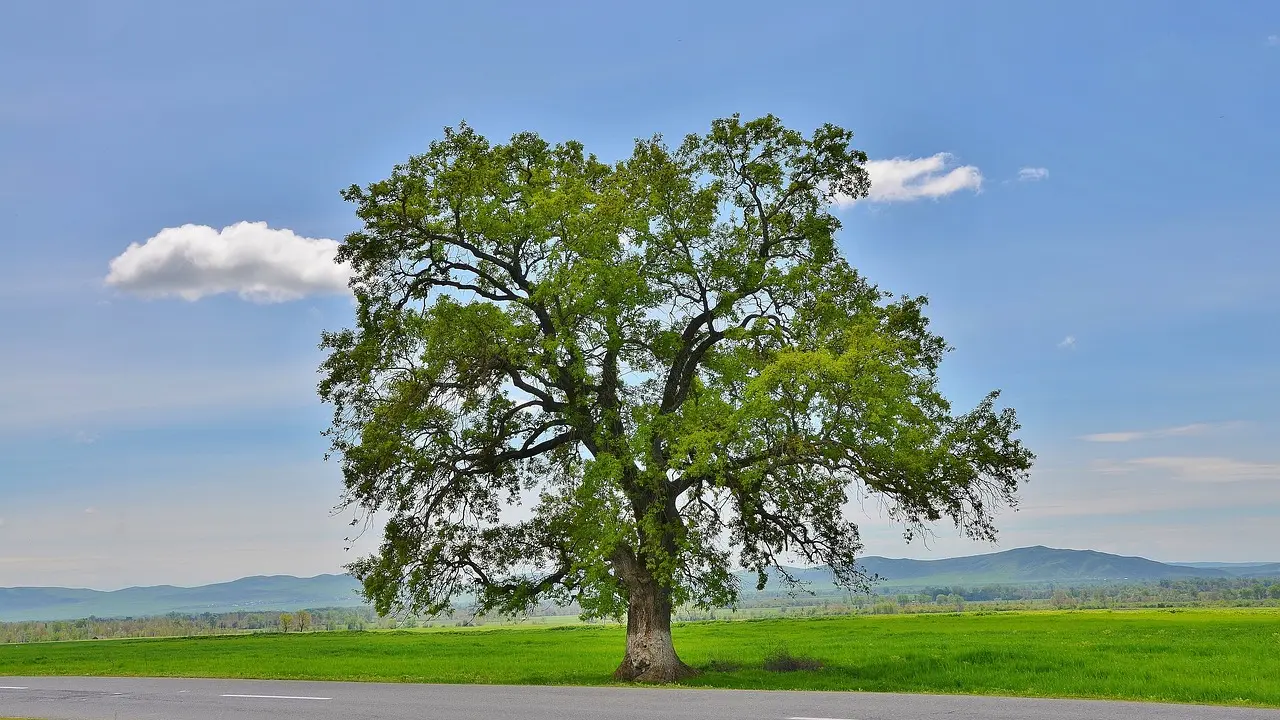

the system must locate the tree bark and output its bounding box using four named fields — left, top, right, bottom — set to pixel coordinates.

left=613, top=576, right=698, bottom=683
